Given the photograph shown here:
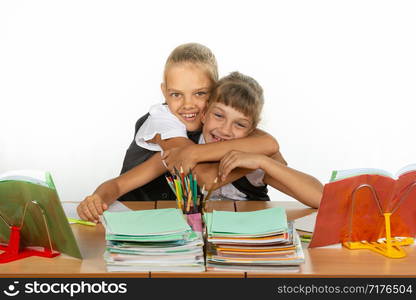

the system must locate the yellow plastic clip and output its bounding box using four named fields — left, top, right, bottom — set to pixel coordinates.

left=343, top=213, right=413, bottom=259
